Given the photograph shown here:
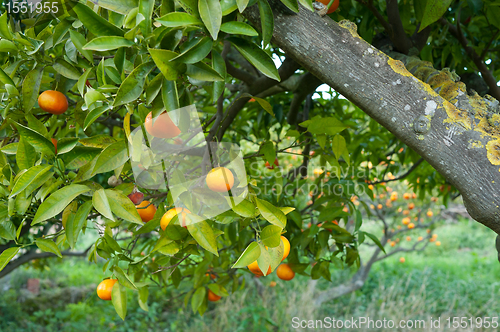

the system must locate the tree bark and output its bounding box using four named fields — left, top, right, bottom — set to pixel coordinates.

left=243, top=3, right=500, bottom=234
